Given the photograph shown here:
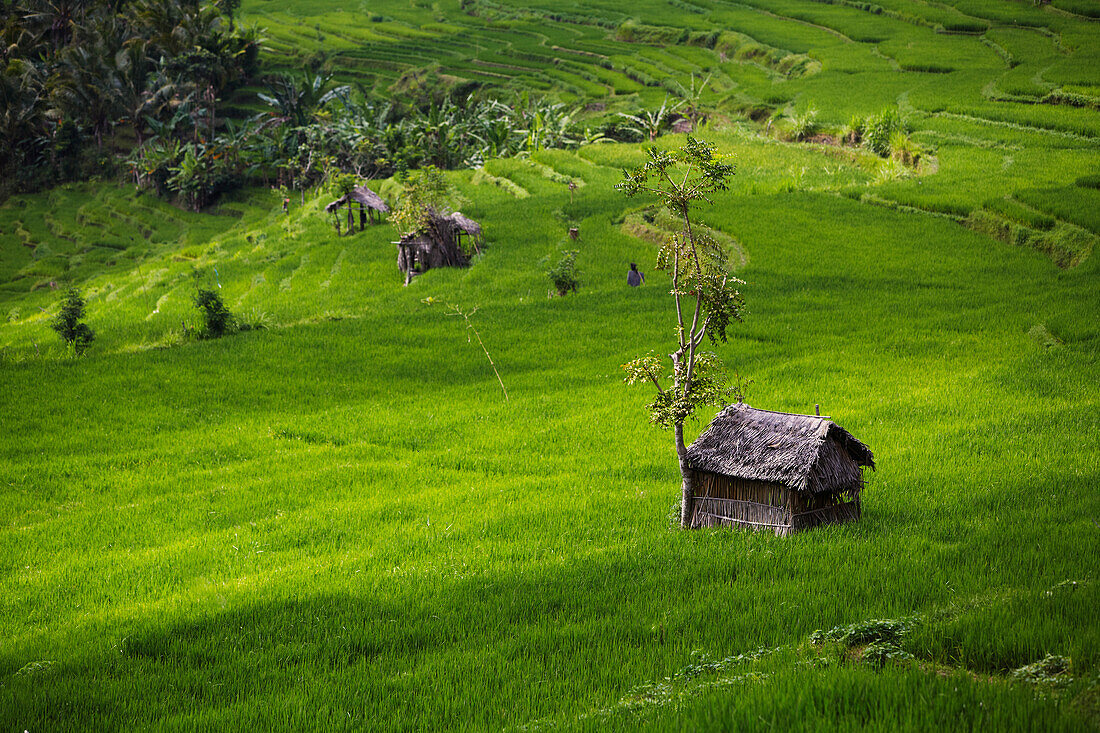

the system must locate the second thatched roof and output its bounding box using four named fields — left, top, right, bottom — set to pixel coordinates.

left=324, top=185, right=390, bottom=214
left=448, top=212, right=481, bottom=240
left=686, top=403, right=875, bottom=494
